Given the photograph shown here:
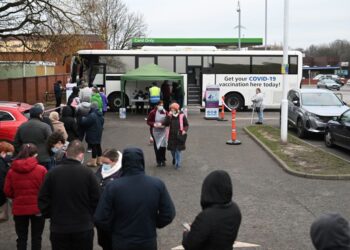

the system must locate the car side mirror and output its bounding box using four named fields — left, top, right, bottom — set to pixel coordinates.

left=292, top=100, right=300, bottom=106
